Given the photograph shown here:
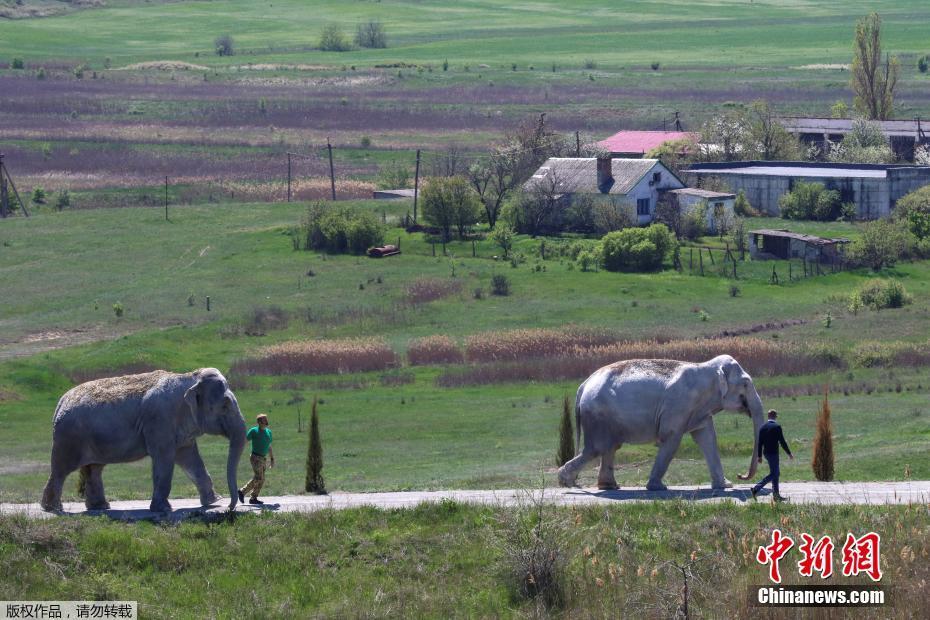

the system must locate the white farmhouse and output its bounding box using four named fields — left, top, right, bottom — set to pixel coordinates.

left=666, top=188, right=735, bottom=235
left=523, top=156, right=685, bottom=225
